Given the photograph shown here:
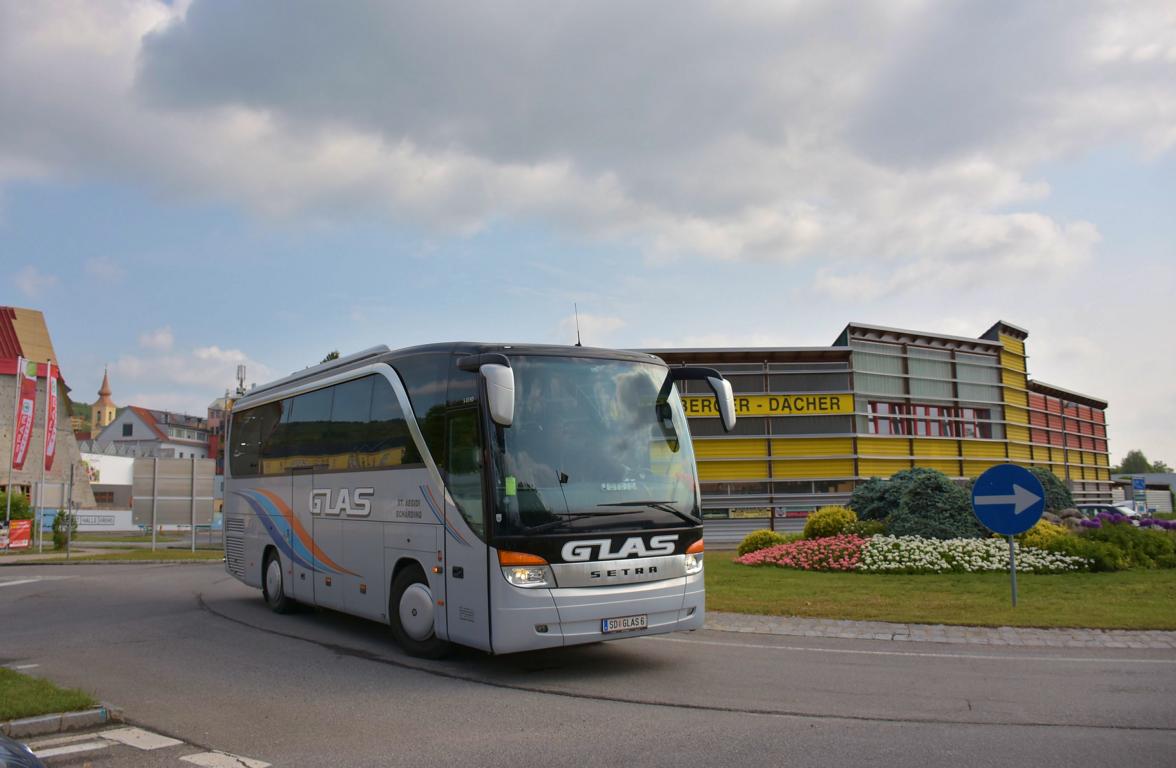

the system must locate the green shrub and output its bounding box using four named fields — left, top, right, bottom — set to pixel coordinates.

left=737, top=529, right=788, bottom=557
left=803, top=505, right=857, bottom=539
left=1028, top=467, right=1074, bottom=512
left=888, top=470, right=984, bottom=539
left=1042, top=536, right=1128, bottom=572
left=51, top=509, right=77, bottom=551
left=848, top=477, right=898, bottom=521
left=846, top=519, right=887, bottom=536
left=1083, top=522, right=1176, bottom=569
left=0, top=491, right=31, bottom=521
left=1018, top=520, right=1071, bottom=550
